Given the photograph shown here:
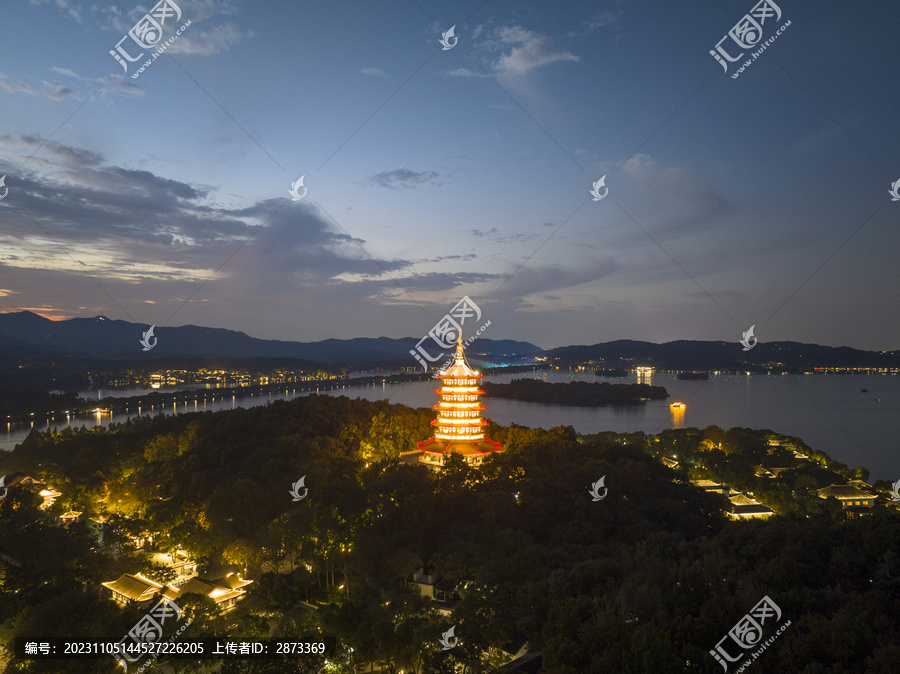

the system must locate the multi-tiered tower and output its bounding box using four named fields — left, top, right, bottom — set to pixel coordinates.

left=414, top=337, right=503, bottom=466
